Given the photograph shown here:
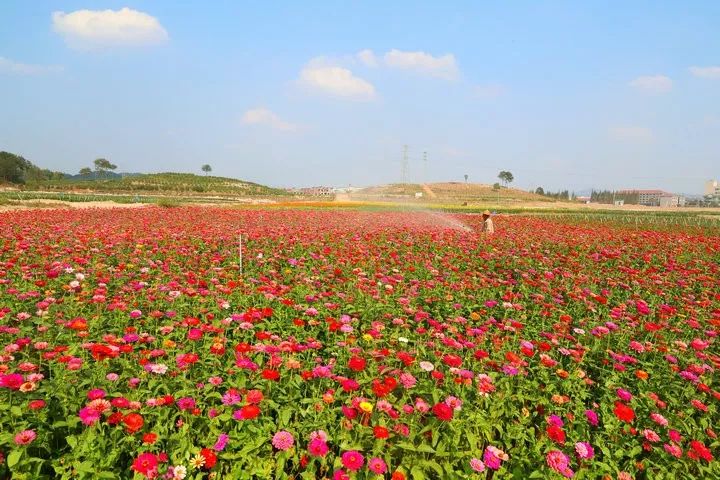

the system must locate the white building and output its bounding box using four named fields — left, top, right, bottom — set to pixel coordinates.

left=705, top=179, right=720, bottom=198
